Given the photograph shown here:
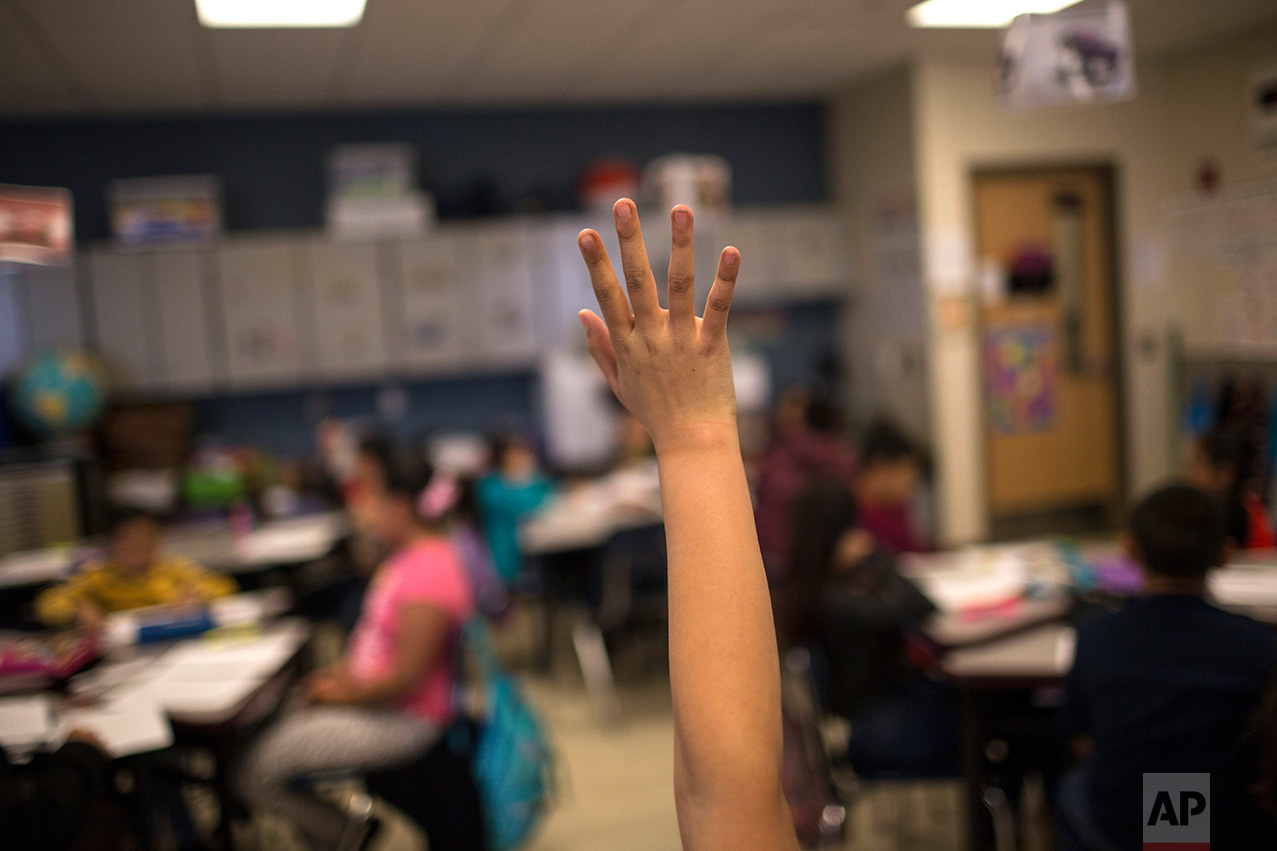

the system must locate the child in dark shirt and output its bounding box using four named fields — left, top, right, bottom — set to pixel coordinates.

left=1057, top=485, right=1277, bottom=850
